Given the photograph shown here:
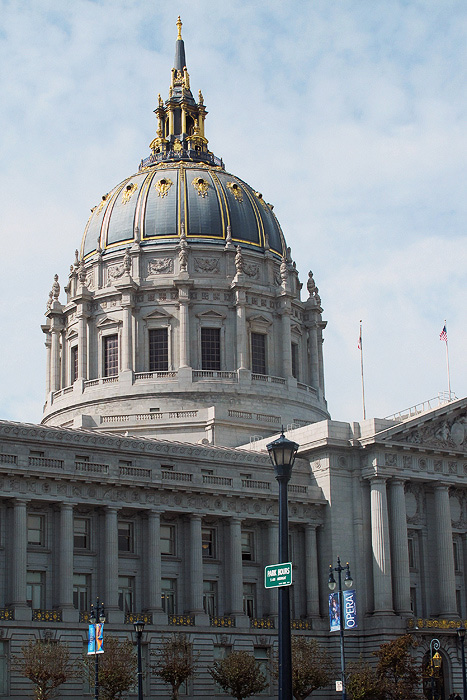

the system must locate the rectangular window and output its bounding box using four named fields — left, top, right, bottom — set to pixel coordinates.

left=104, top=334, right=118, bottom=377
left=254, top=647, right=270, bottom=692
left=202, top=528, right=216, bottom=558
left=73, top=573, right=90, bottom=612
left=161, top=524, right=175, bottom=555
left=118, top=521, right=134, bottom=553
left=203, top=581, right=217, bottom=617
left=74, top=517, right=91, bottom=550
left=71, top=345, right=78, bottom=383
left=408, top=534, right=417, bottom=570
left=241, top=531, right=254, bottom=561
left=201, top=328, right=221, bottom=370
left=27, top=514, right=45, bottom=546
left=453, top=540, right=461, bottom=572
left=27, top=571, right=45, bottom=609
left=149, top=328, right=169, bottom=372
left=410, top=587, right=417, bottom=617
left=251, top=333, right=266, bottom=375
left=291, top=343, right=299, bottom=380
left=118, top=576, right=135, bottom=613
left=0, top=642, right=8, bottom=696
left=243, top=582, right=256, bottom=618
left=161, top=579, right=176, bottom=615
